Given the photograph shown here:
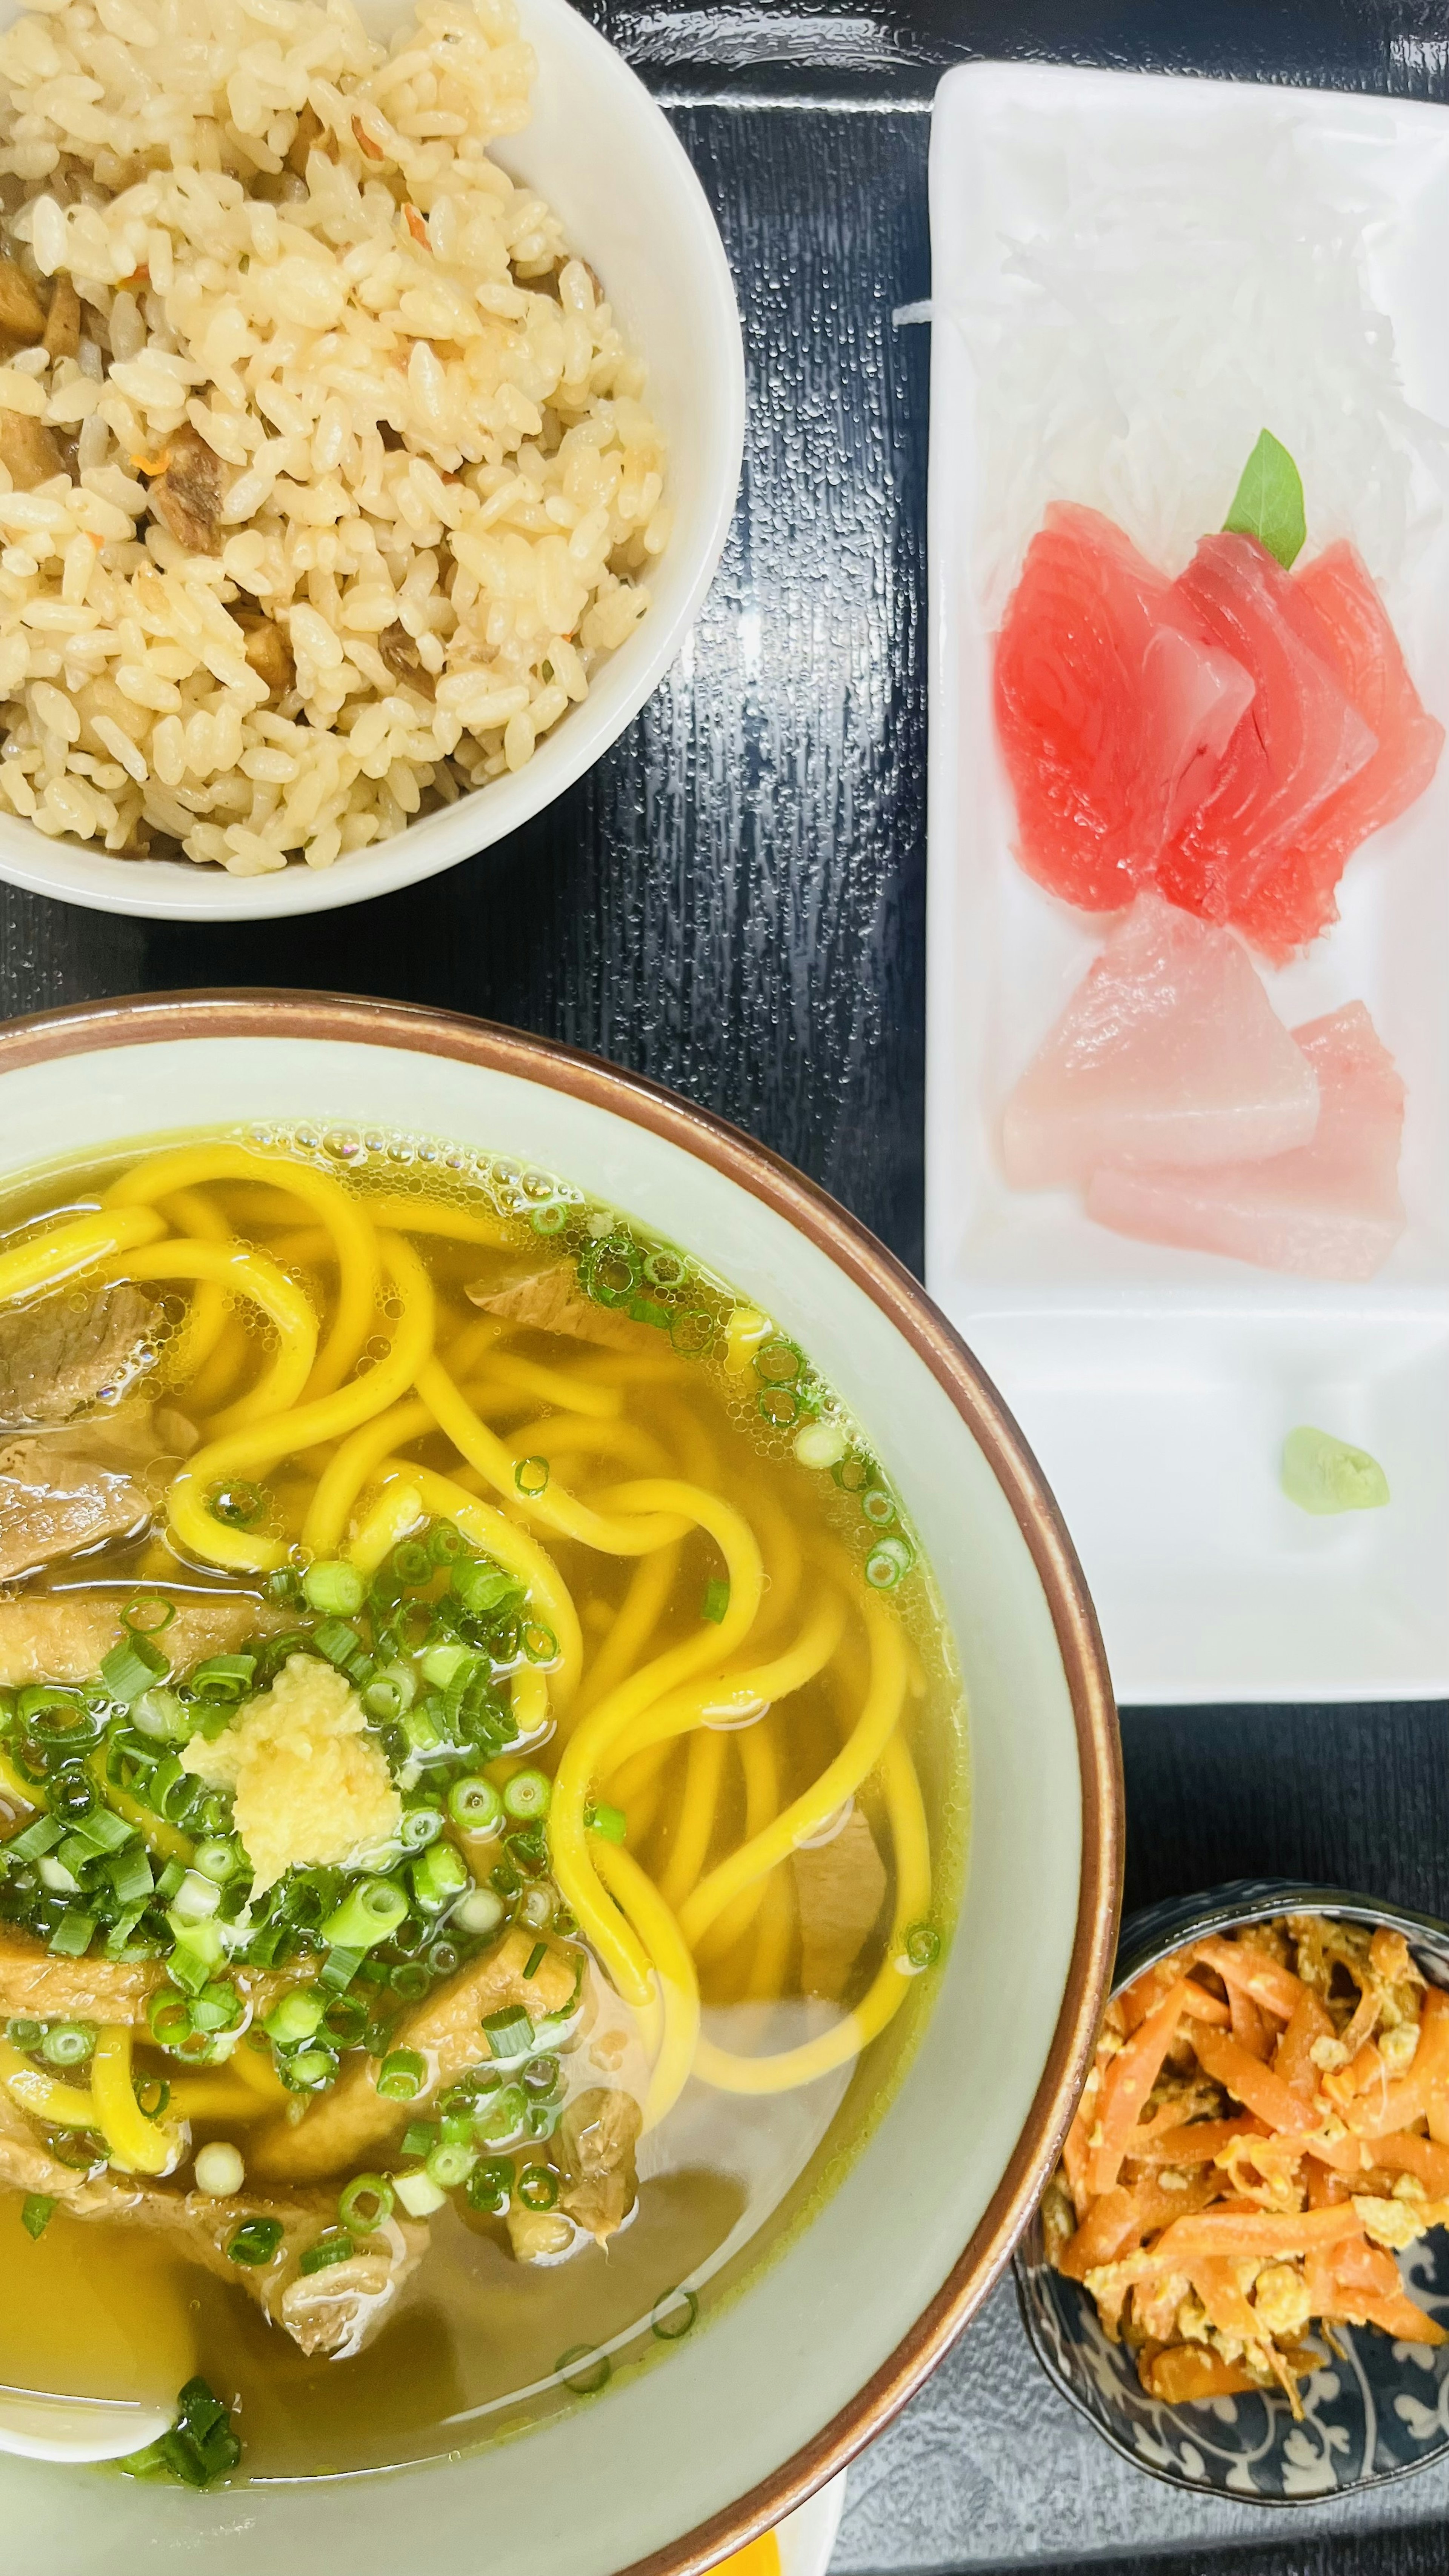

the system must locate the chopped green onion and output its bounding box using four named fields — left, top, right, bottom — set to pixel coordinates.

left=651, top=2285, right=699, bottom=2341
left=133, top=2073, right=170, bottom=2121
left=473, top=2081, right=526, bottom=2142
left=421, top=1639, right=473, bottom=1689
left=513, top=1455, right=549, bottom=1497
left=517, top=2163, right=558, bottom=2211
left=521, top=1622, right=557, bottom=1666
left=555, top=2345, right=610, bottom=2396
left=48, top=1910, right=95, bottom=1957
left=189, top=1655, right=257, bottom=1702
left=321, top=1991, right=369, bottom=2045
left=7, top=1816, right=60, bottom=1864
left=311, top=1622, right=362, bottom=1671
left=452, top=1561, right=525, bottom=1621
left=522, top=1941, right=548, bottom=1982
left=402, top=2117, right=438, bottom=2158
left=502, top=1768, right=550, bottom=1822
left=169, top=1868, right=222, bottom=1925
left=302, top=1559, right=365, bottom=1617
left=69, top=1805, right=134, bottom=1856
left=454, top=1886, right=505, bottom=1937
left=20, top=2193, right=54, bottom=2239
left=124, top=2376, right=243, bottom=2488
left=448, top=1774, right=503, bottom=1834
left=298, top=2229, right=355, bottom=2275
left=337, top=2174, right=393, bottom=2235
left=398, top=1801, right=444, bottom=1850
left=411, top=1841, right=469, bottom=1913
left=320, top=1944, right=364, bottom=1993
left=263, top=1989, right=326, bottom=2046
left=285, top=2047, right=338, bottom=2092
left=389, top=1959, right=430, bottom=2000
left=426, top=2139, right=477, bottom=2188
left=192, top=1837, right=242, bottom=1885
left=393, top=2167, right=448, bottom=2217
left=5, top=2016, right=43, bottom=2051
left=865, top=1537, right=914, bottom=1590
left=522, top=2052, right=561, bottom=2099
left=148, top=1992, right=194, bottom=2052
left=481, top=2004, right=533, bottom=2061
left=122, top=1596, right=175, bottom=1638
left=585, top=1801, right=627, bottom=1845
left=108, top=1844, right=155, bottom=1909
left=320, top=1877, right=410, bottom=1950
left=465, top=2156, right=512, bottom=2213
left=39, top=2020, right=96, bottom=2067
left=376, top=2046, right=426, bottom=2101
left=228, top=2216, right=283, bottom=2267
left=700, top=1578, right=729, bottom=1624
left=904, top=1921, right=941, bottom=1970
left=99, top=1635, right=168, bottom=1706
left=362, top=1672, right=411, bottom=1723
left=390, top=1539, right=432, bottom=1586
left=131, top=1688, right=191, bottom=1744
